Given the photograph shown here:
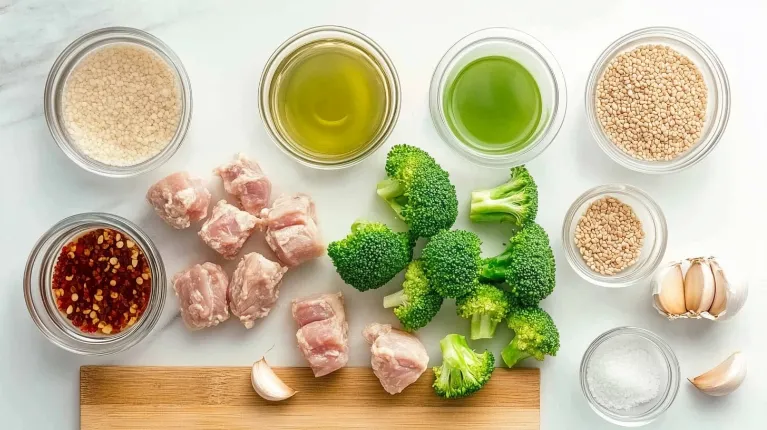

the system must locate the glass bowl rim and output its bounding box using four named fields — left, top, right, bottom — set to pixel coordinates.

left=43, top=26, right=193, bottom=178
left=428, top=27, right=568, bottom=168
left=580, top=326, right=681, bottom=426
left=257, top=24, right=402, bottom=170
left=24, top=212, right=167, bottom=355
left=584, top=26, right=731, bottom=174
left=561, top=183, right=668, bottom=288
